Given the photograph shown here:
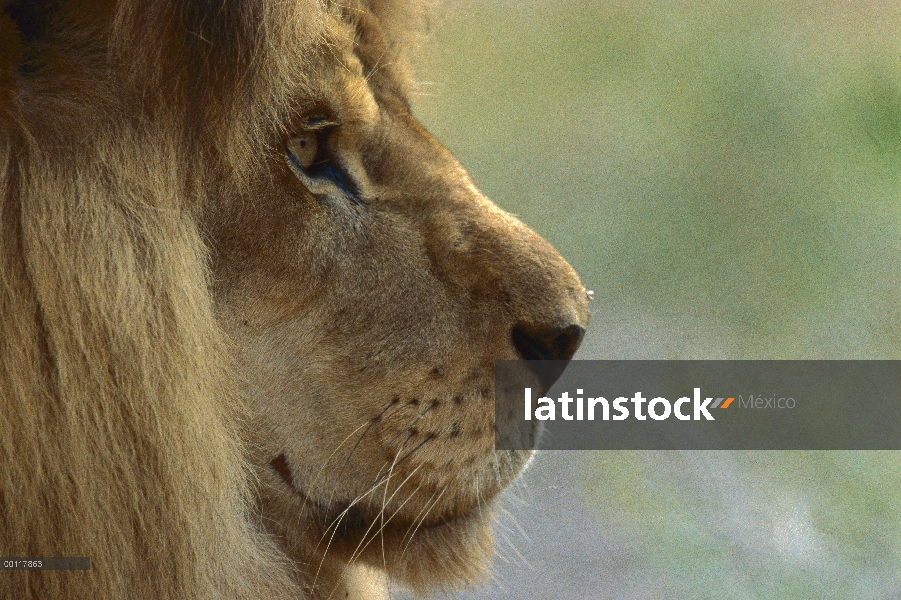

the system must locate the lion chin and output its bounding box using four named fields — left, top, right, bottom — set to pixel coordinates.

left=1, top=1, right=588, bottom=599
left=269, top=449, right=503, bottom=596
